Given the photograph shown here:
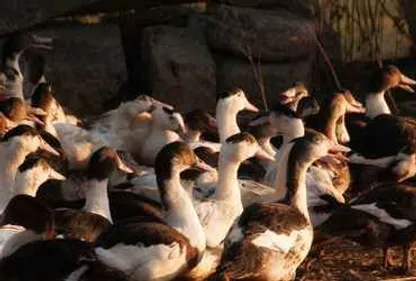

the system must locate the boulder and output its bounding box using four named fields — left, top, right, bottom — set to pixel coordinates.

left=209, top=0, right=315, bottom=17
left=205, top=4, right=316, bottom=62
left=140, top=22, right=217, bottom=112
left=216, top=57, right=313, bottom=108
